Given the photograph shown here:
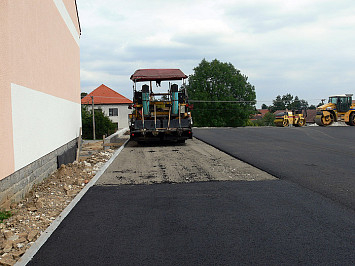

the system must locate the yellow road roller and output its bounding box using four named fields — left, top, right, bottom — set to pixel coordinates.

left=274, top=110, right=306, bottom=127
left=315, top=94, right=355, bottom=126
